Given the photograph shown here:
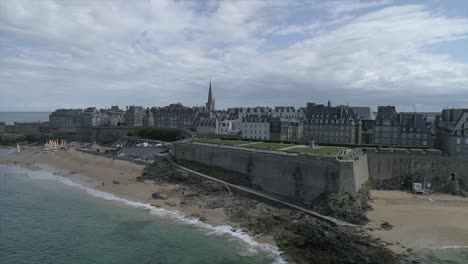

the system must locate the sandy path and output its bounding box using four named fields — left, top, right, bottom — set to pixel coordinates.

left=367, top=190, right=468, bottom=253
